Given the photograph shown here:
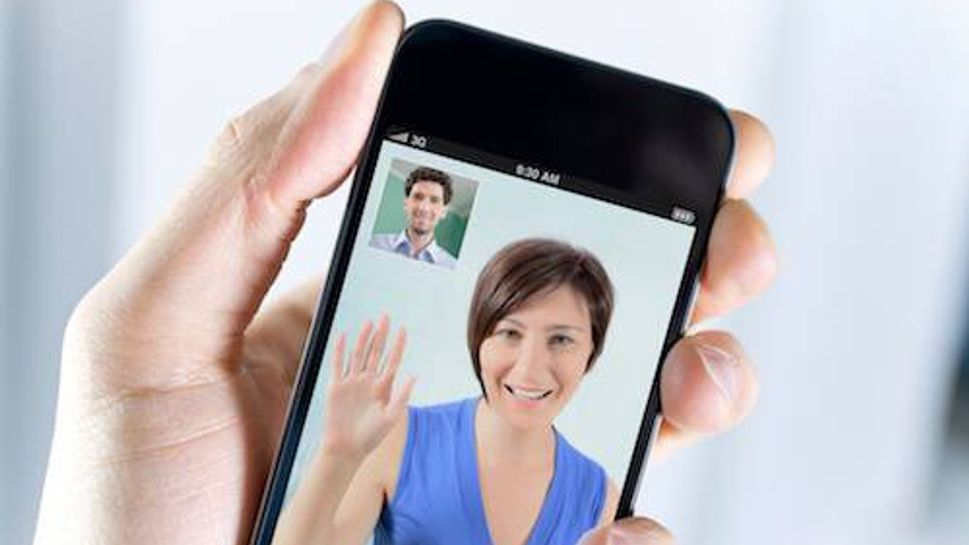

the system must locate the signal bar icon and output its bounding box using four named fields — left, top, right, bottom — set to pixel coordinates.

left=389, top=132, right=409, bottom=143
